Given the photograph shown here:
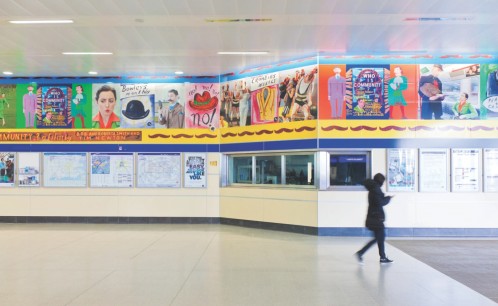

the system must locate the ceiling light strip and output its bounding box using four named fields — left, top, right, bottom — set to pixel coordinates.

left=63, top=52, right=113, bottom=55
left=10, top=20, right=74, bottom=24
left=218, top=51, right=268, bottom=55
